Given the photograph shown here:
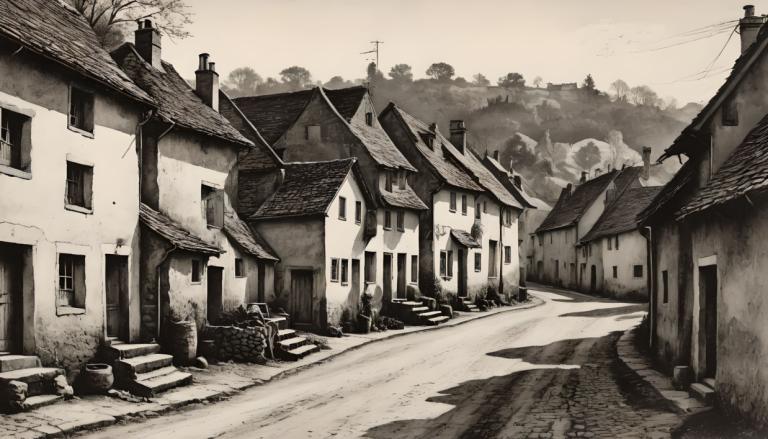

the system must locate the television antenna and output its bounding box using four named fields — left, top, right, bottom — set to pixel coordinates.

left=361, top=40, right=384, bottom=68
